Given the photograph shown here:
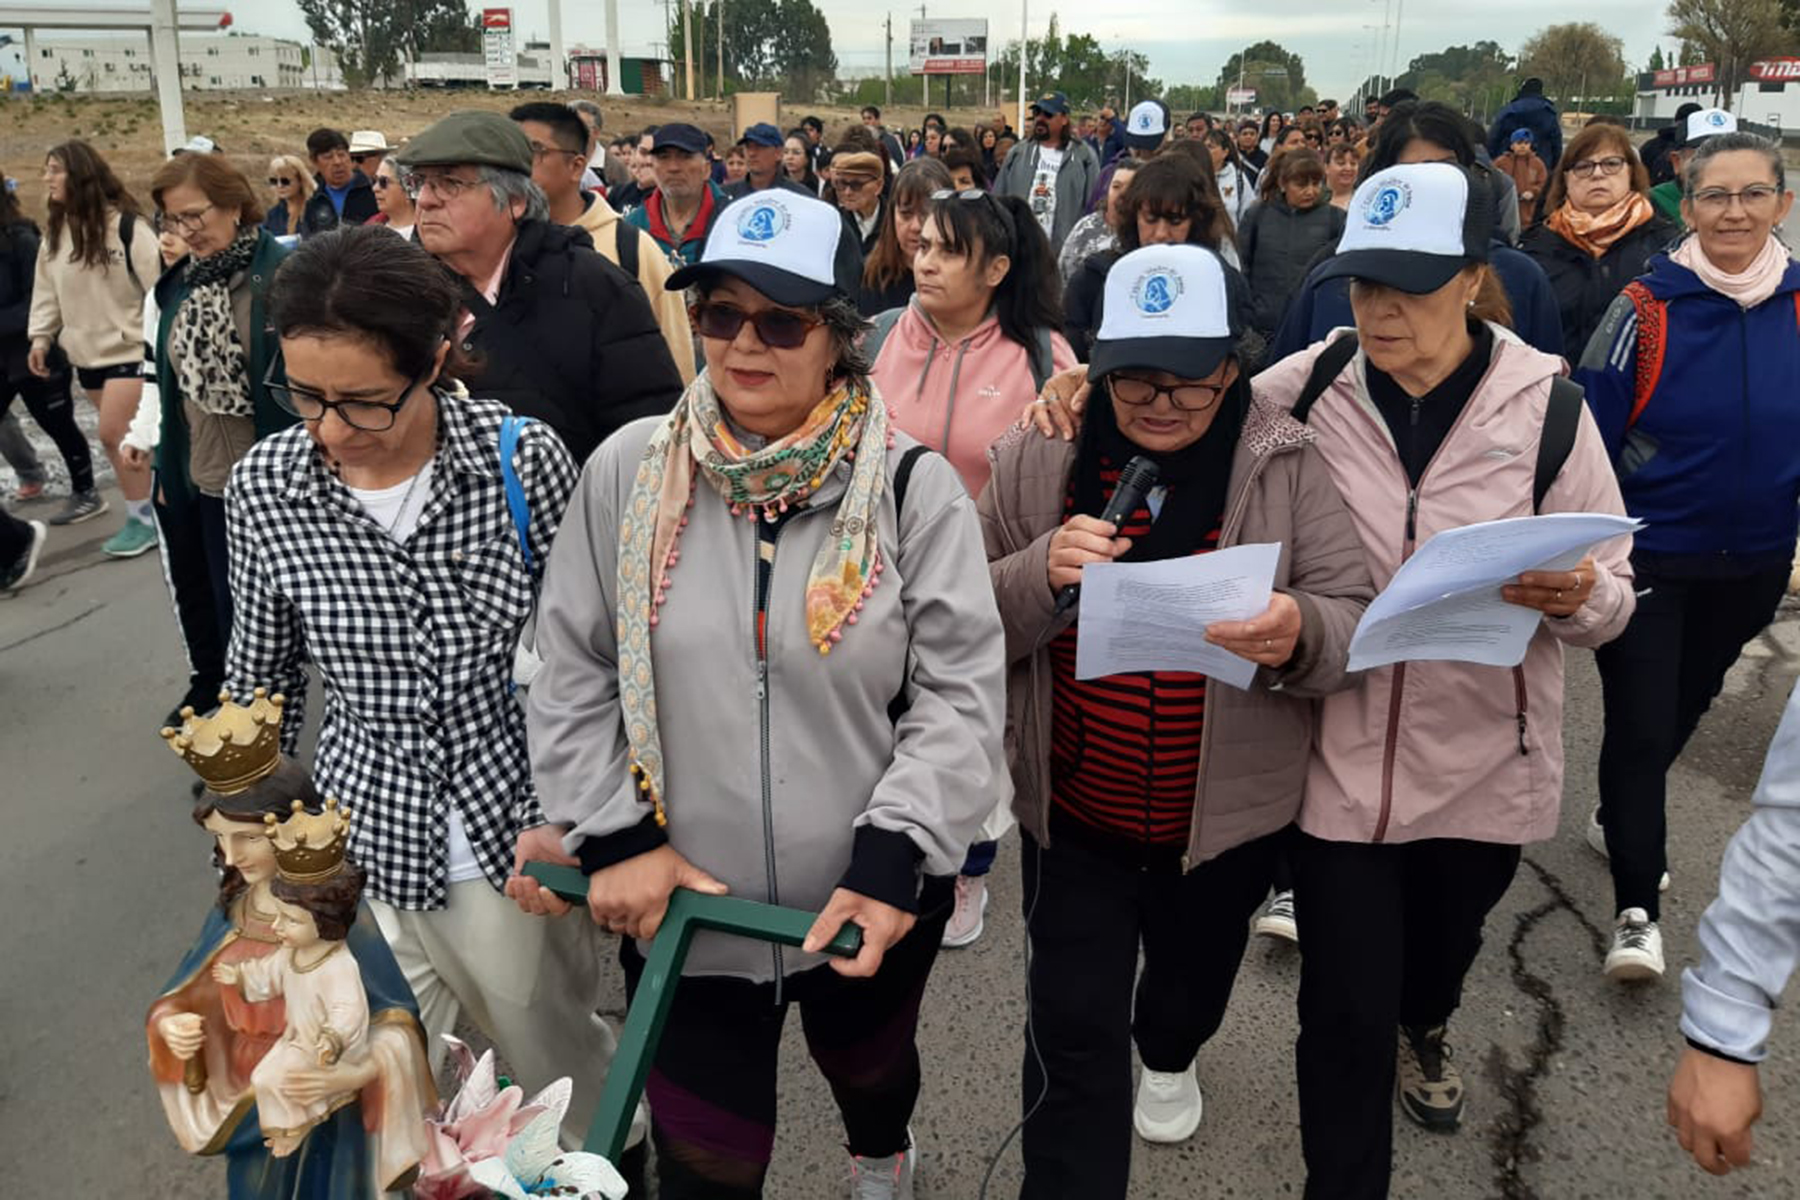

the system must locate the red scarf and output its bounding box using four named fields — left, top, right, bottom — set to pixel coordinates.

left=646, top=185, right=716, bottom=251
